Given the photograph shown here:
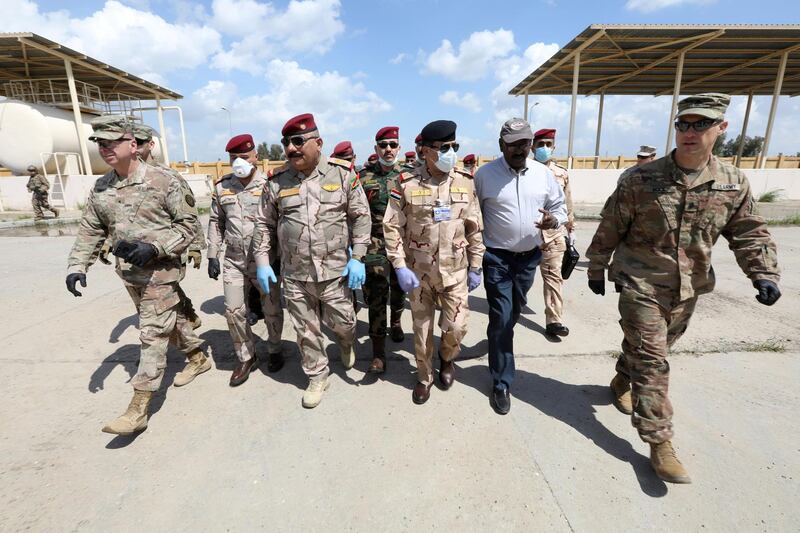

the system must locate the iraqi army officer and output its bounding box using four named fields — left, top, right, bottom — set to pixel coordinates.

left=66, top=117, right=209, bottom=436
left=383, top=120, right=485, bottom=405
left=26, top=165, right=59, bottom=220
left=208, top=133, right=285, bottom=386
left=252, top=113, right=371, bottom=409
left=586, top=93, right=781, bottom=483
